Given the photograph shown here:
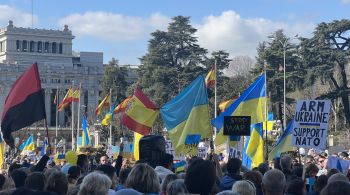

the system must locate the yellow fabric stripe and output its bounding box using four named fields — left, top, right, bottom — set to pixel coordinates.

left=127, top=97, right=159, bottom=127
left=263, top=121, right=274, bottom=131
left=168, top=104, right=211, bottom=155
left=23, top=143, right=35, bottom=151
left=133, top=132, right=143, bottom=161
left=246, top=130, right=264, bottom=168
